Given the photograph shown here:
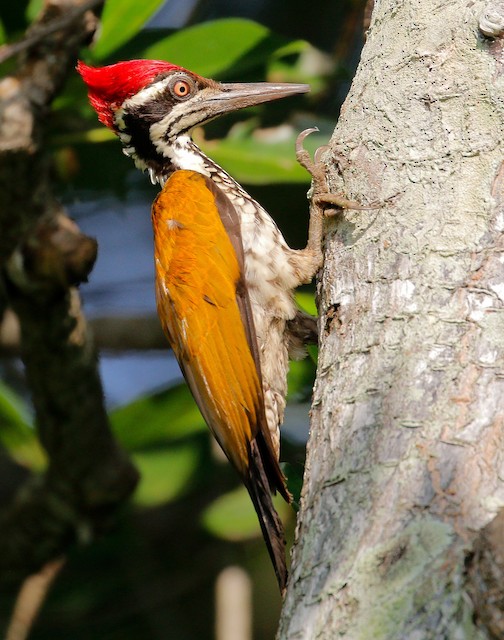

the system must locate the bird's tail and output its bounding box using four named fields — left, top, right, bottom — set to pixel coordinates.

left=246, top=438, right=288, bottom=594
